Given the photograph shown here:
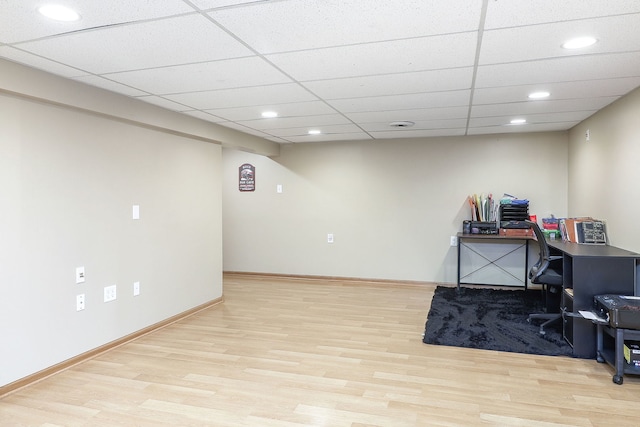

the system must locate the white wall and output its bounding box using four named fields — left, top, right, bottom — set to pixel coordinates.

left=568, top=87, right=640, bottom=253
left=223, top=132, right=569, bottom=283
left=0, top=74, right=224, bottom=388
